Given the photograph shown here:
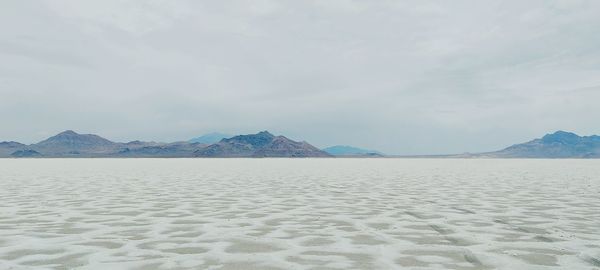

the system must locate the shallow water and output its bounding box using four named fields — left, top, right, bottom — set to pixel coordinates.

left=0, top=159, right=599, bottom=270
